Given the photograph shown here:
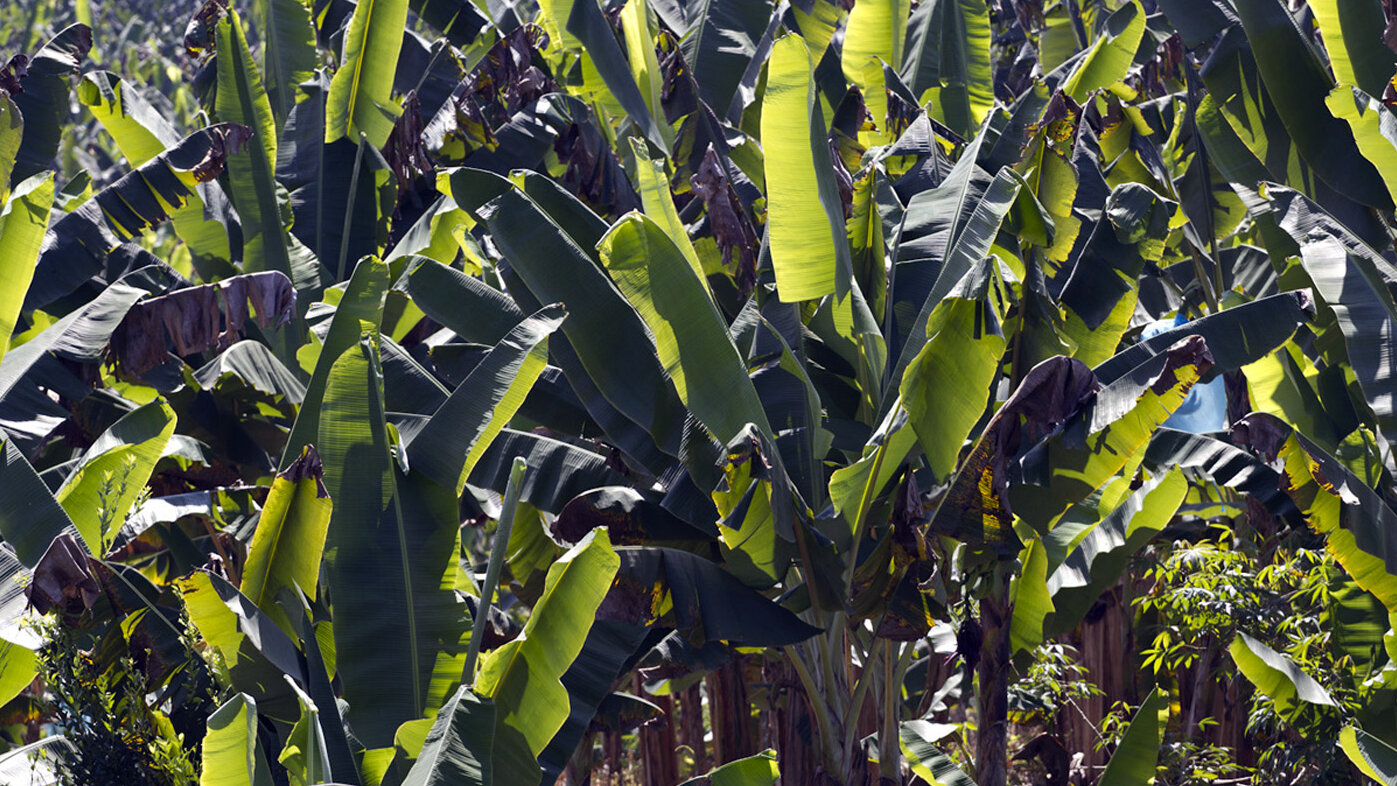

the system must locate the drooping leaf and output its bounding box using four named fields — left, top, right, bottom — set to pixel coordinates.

left=1229, top=631, right=1337, bottom=709
left=25, top=124, right=249, bottom=311
left=106, top=270, right=296, bottom=377
left=408, top=304, right=565, bottom=495
left=899, top=720, right=976, bottom=786
left=76, top=71, right=234, bottom=268
left=10, top=25, right=91, bottom=184
left=1340, top=725, right=1397, bottom=785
